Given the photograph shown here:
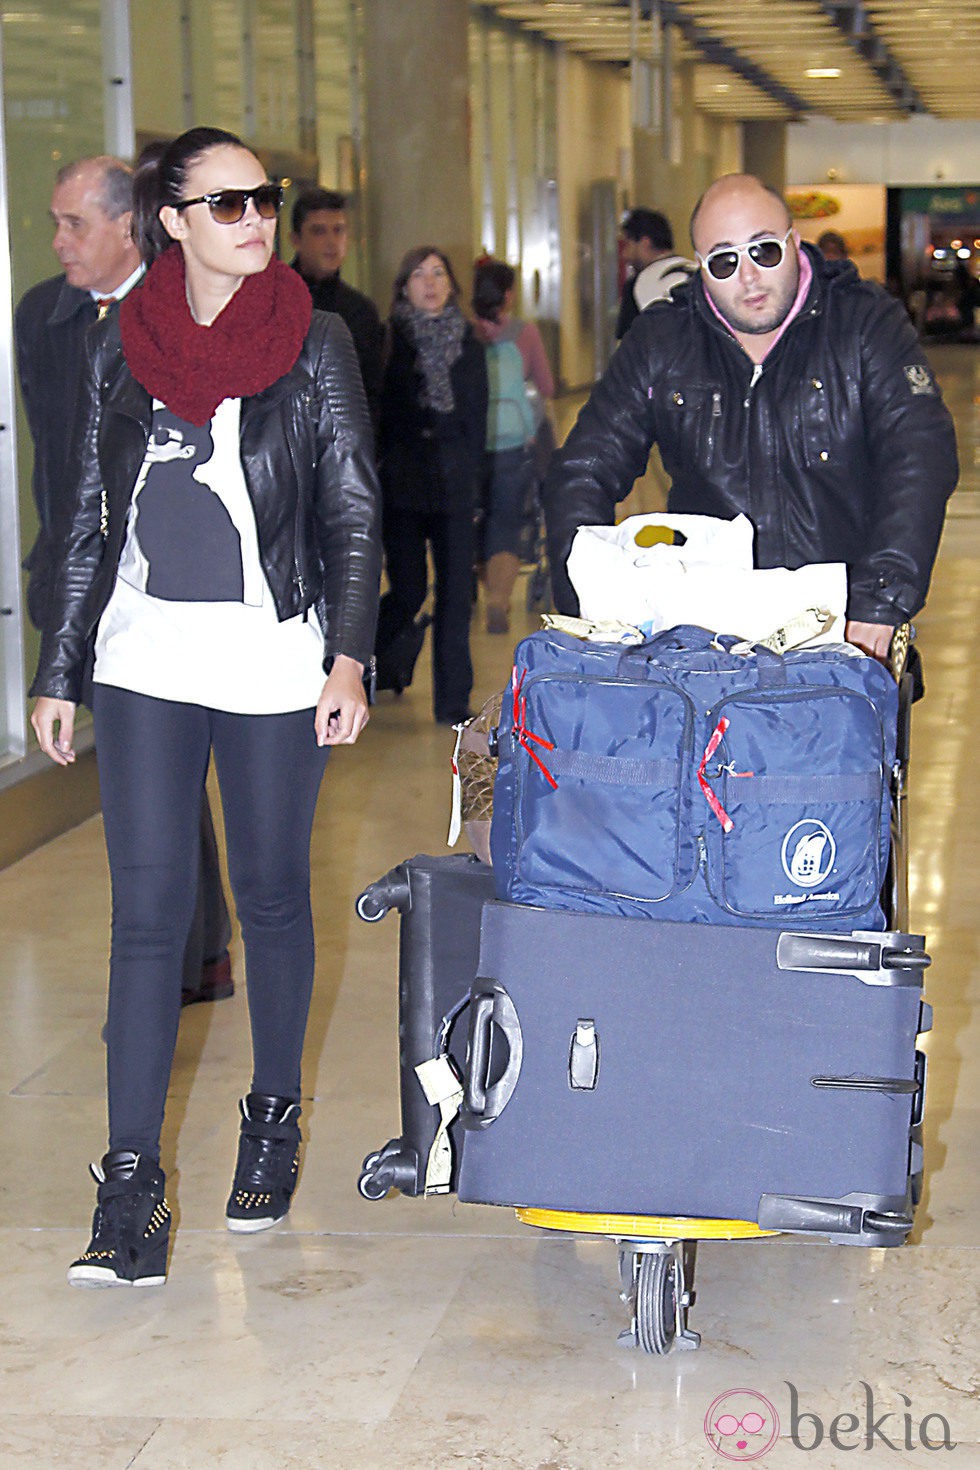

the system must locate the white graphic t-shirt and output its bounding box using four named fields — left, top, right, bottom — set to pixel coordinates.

left=94, top=397, right=326, bottom=713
